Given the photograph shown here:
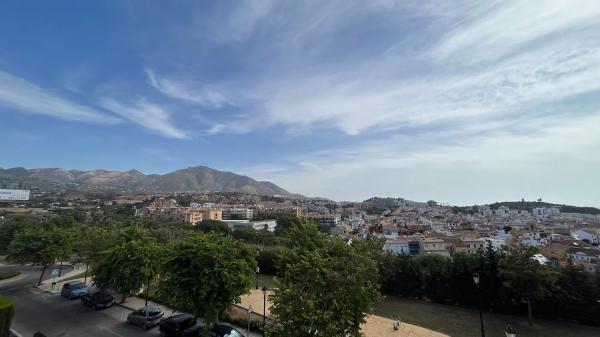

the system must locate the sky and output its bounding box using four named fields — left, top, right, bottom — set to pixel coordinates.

left=1, top=1, right=600, bottom=206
